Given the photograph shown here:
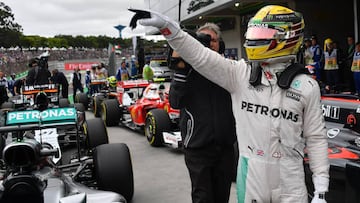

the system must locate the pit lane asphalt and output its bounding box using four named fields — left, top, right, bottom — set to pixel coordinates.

left=85, top=111, right=237, bottom=203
